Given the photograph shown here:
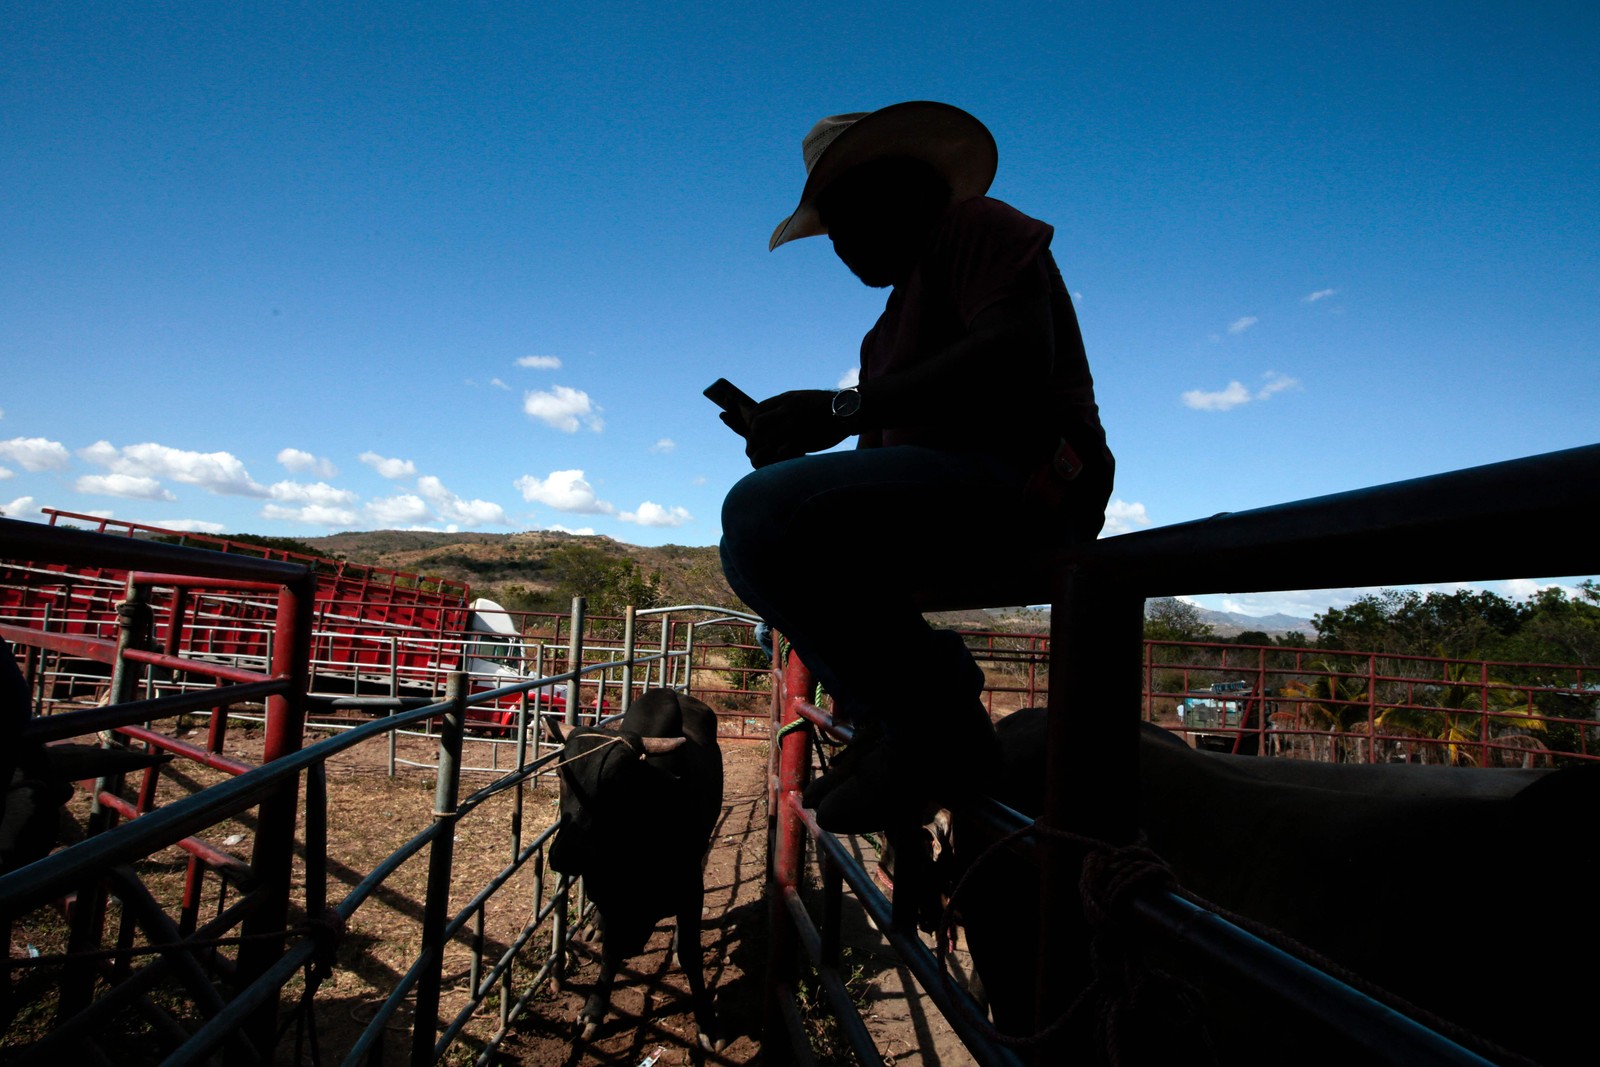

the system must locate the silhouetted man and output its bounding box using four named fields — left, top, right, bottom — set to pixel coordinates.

left=719, top=102, right=1113, bottom=830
